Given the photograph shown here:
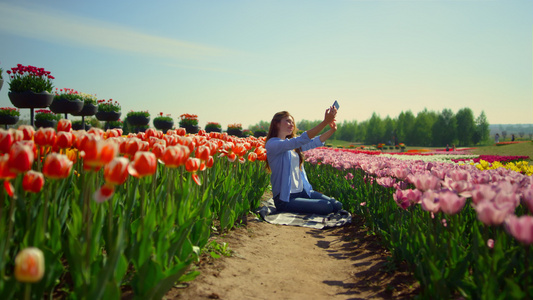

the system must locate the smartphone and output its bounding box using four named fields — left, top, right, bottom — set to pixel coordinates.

left=333, top=100, right=340, bottom=110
